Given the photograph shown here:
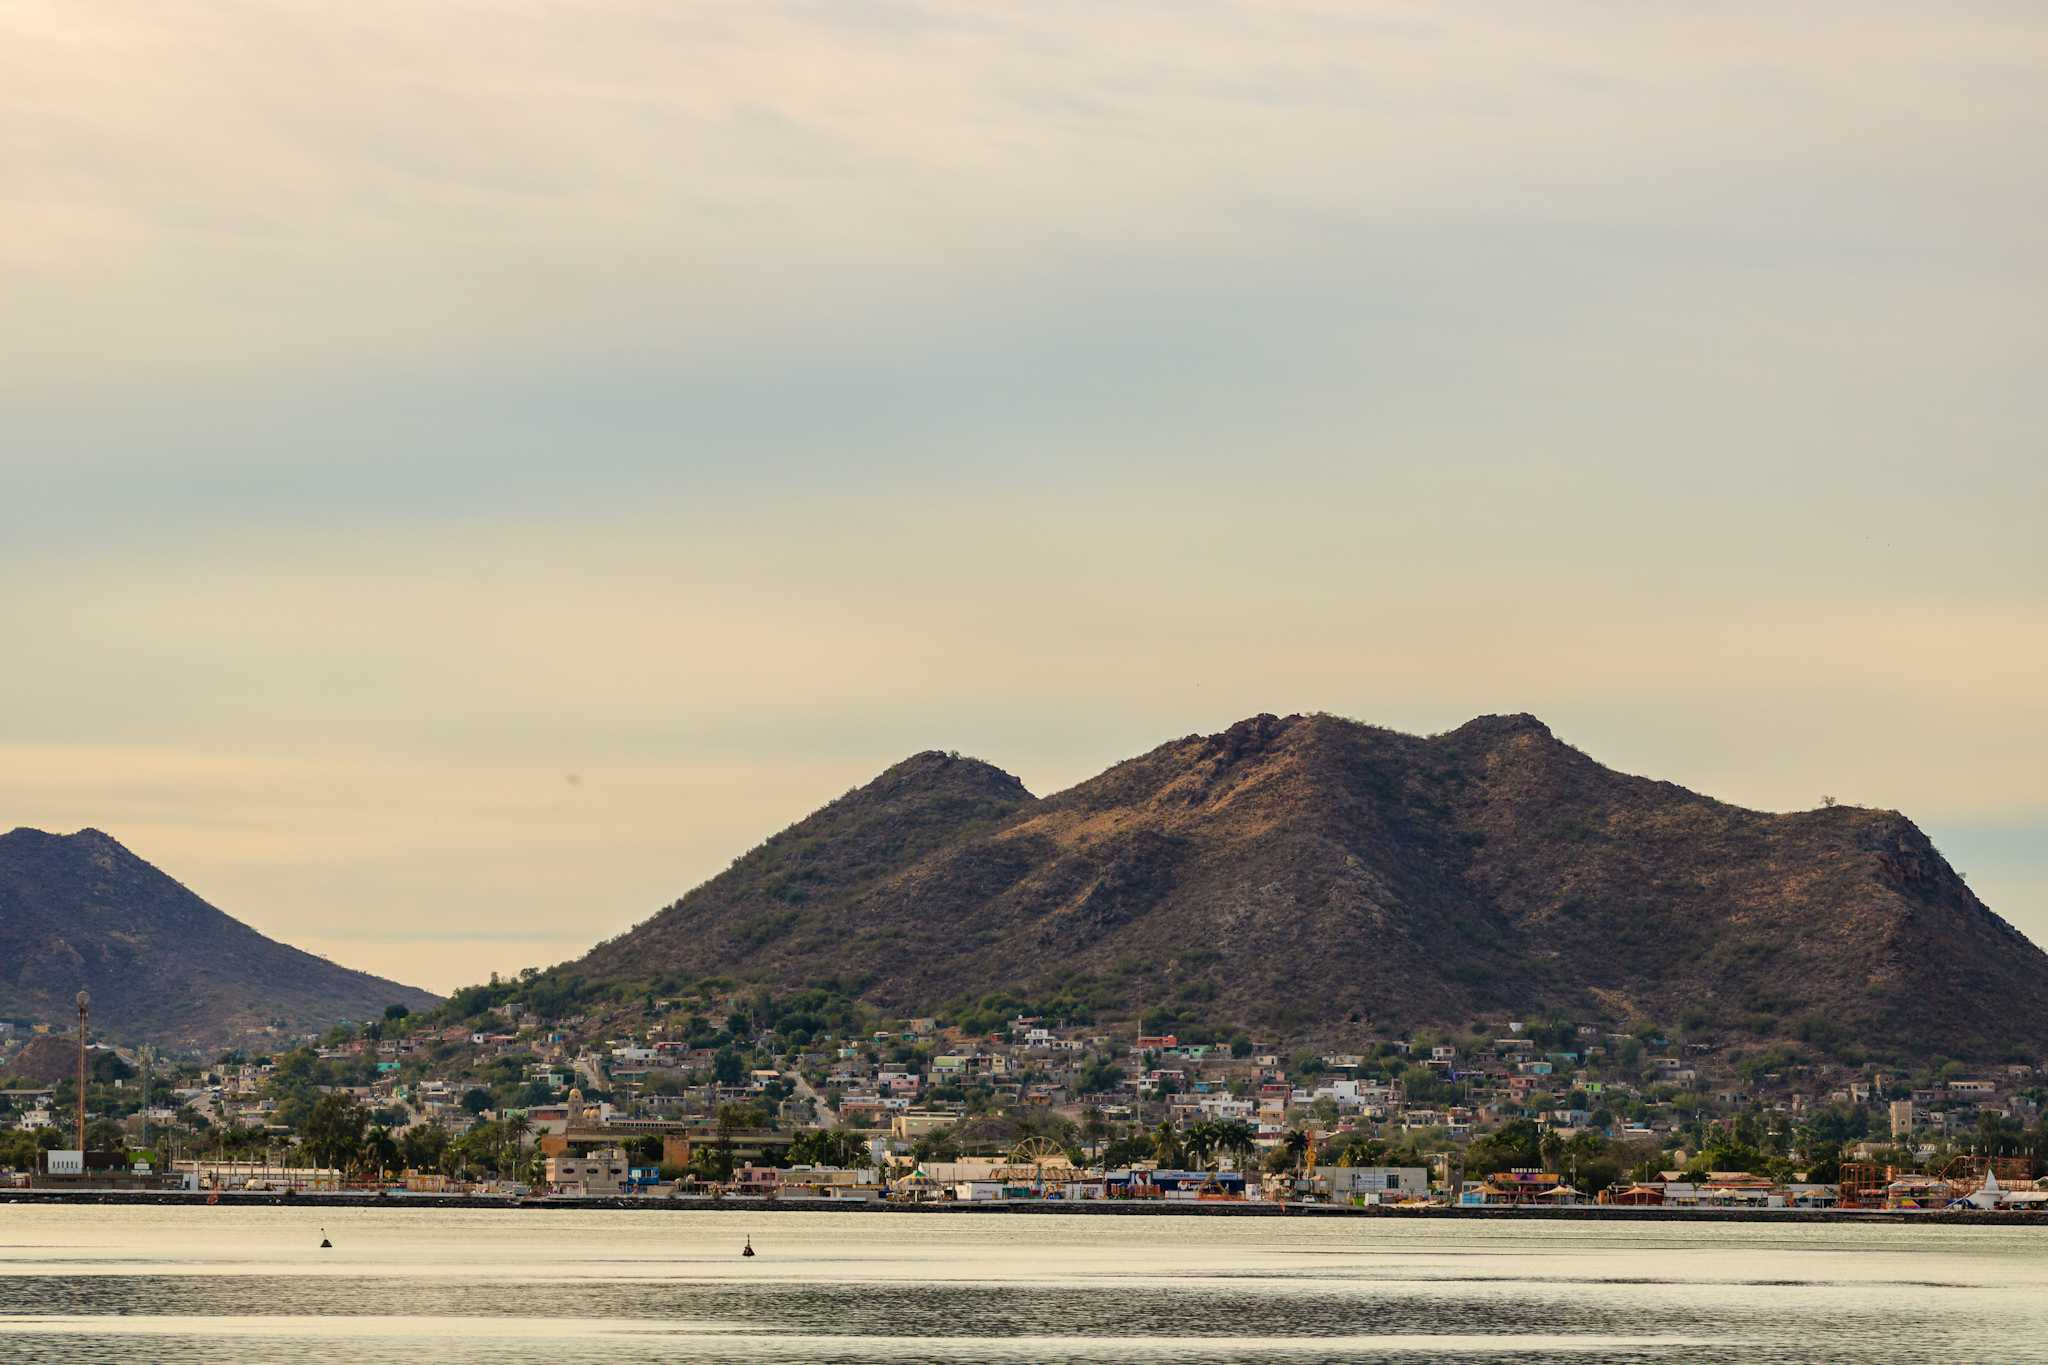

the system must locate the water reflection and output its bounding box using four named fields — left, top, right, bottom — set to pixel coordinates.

left=0, top=1206, right=2040, bottom=1363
